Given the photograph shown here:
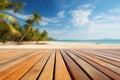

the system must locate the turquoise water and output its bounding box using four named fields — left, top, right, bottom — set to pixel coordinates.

left=53, top=39, right=120, bottom=44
